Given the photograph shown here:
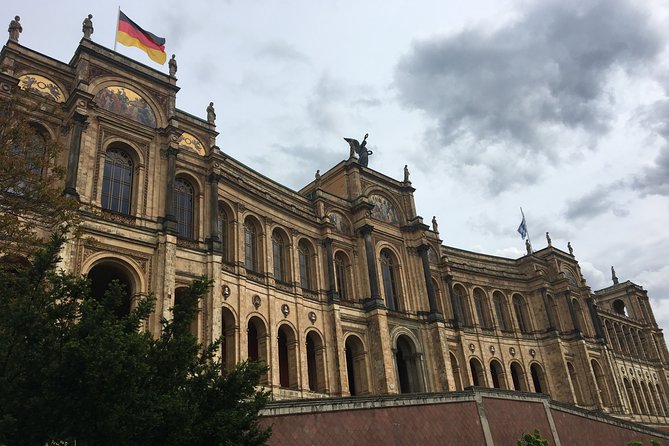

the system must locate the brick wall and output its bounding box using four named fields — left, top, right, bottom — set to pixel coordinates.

left=261, top=388, right=669, bottom=446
